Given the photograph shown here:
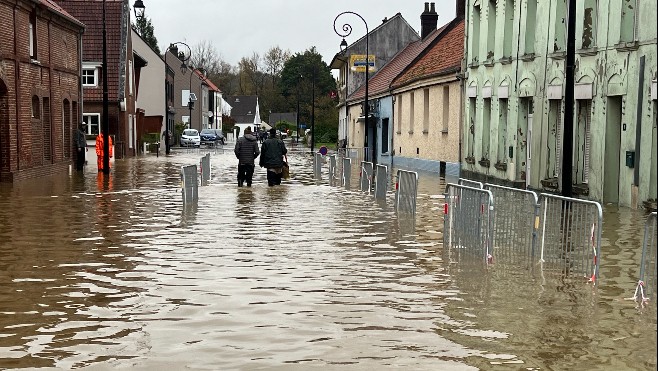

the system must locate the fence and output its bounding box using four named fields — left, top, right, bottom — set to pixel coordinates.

left=443, top=183, right=494, bottom=264
left=360, top=161, right=374, bottom=194
left=536, top=194, right=603, bottom=283
left=632, top=212, right=657, bottom=305
left=328, top=155, right=338, bottom=186
left=199, top=153, right=211, bottom=186
left=342, top=158, right=352, bottom=190
left=181, top=164, right=198, bottom=204
left=314, top=153, right=324, bottom=180
left=458, top=178, right=484, bottom=189
left=394, top=169, right=418, bottom=215
left=374, top=164, right=388, bottom=200
left=485, top=184, right=539, bottom=265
